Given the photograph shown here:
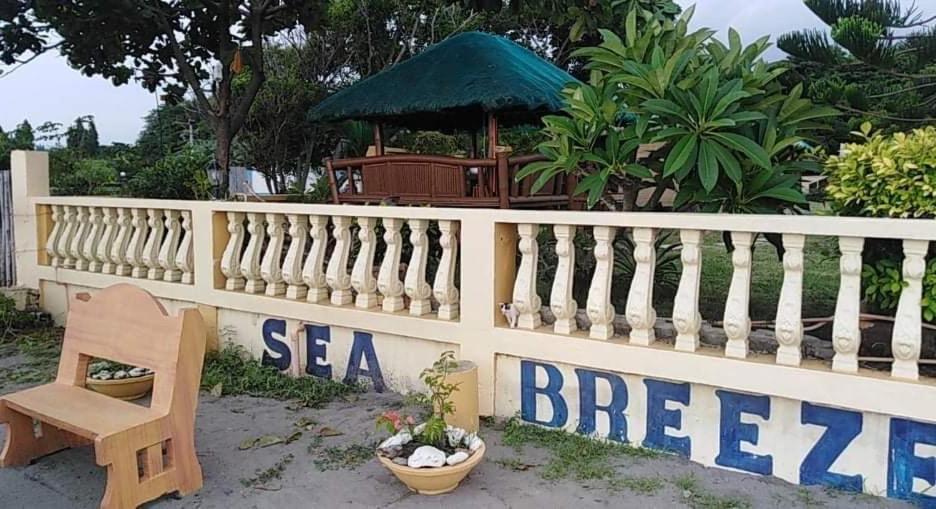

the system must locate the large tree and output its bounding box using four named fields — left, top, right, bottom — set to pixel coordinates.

left=1, top=0, right=324, bottom=195
left=779, top=0, right=936, bottom=129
